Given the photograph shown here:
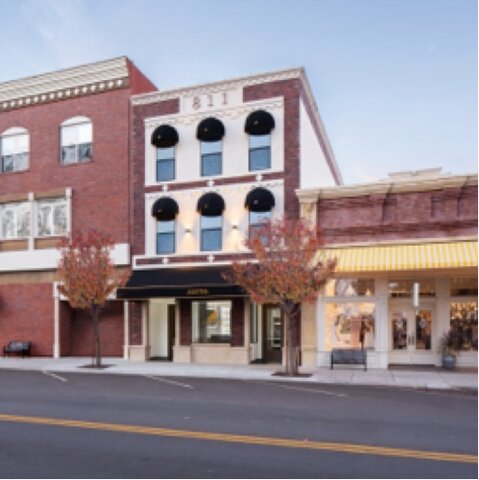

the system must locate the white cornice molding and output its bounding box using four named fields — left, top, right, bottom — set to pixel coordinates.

left=323, top=236, right=478, bottom=249
left=0, top=57, right=130, bottom=112
left=296, top=173, right=478, bottom=200
left=131, top=67, right=305, bottom=105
